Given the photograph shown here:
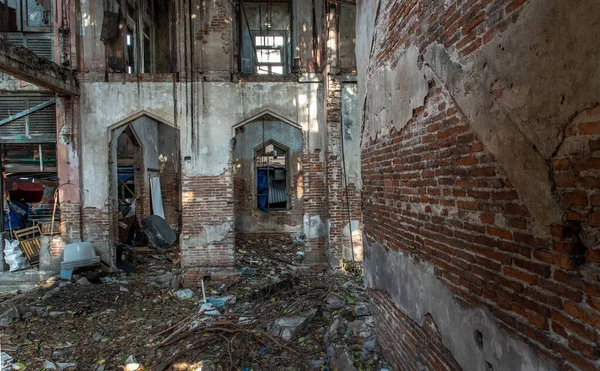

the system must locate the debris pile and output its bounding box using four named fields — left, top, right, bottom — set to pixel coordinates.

left=0, top=234, right=387, bottom=370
